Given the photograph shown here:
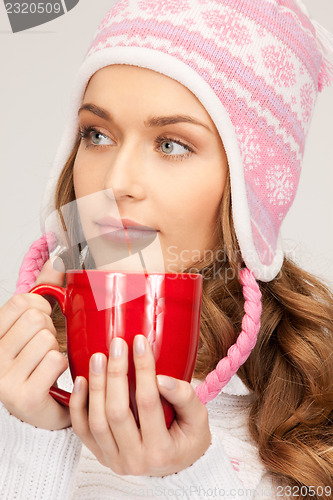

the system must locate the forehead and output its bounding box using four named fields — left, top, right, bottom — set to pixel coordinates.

left=83, top=64, right=214, bottom=124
